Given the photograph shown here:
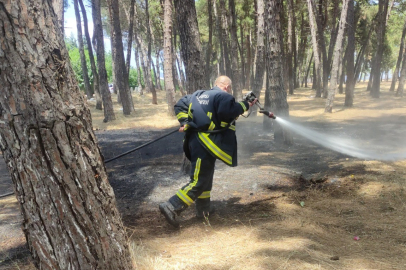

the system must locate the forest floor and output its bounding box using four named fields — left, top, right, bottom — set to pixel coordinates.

left=1, top=81, right=406, bottom=270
